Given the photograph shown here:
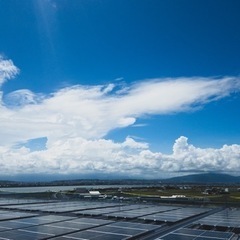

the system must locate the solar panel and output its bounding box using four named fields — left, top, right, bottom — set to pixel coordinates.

left=45, top=220, right=159, bottom=240
left=75, top=204, right=149, bottom=216
left=159, top=234, right=195, bottom=240
left=202, top=231, right=233, bottom=238
left=50, top=221, right=94, bottom=229
left=0, top=229, right=53, bottom=240
left=101, top=205, right=179, bottom=219
left=0, top=210, right=37, bottom=221
left=19, top=225, right=76, bottom=235
left=14, top=215, right=75, bottom=225
left=0, top=221, right=34, bottom=230
left=90, top=225, right=145, bottom=235
left=139, top=207, right=210, bottom=223
left=196, top=209, right=240, bottom=228
left=0, top=200, right=238, bottom=240
left=63, top=230, right=129, bottom=240
left=68, top=217, right=113, bottom=225
left=110, top=221, right=159, bottom=230
left=0, top=216, right=116, bottom=239
left=158, top=228, right=234, bottom=240
left=174, top=228, right=206, bottom=235
left=1, top=200, right=122, bottom=214
left=0, top=199, right=51, bottom=206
